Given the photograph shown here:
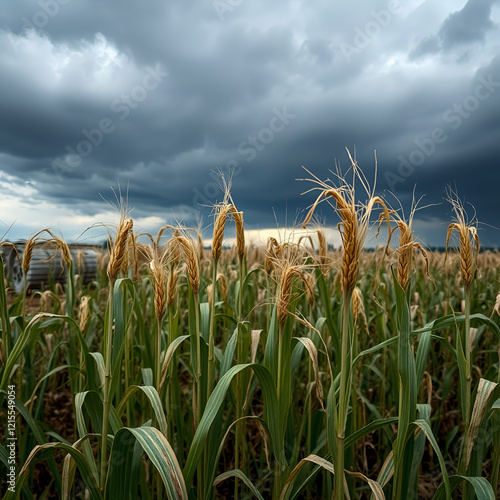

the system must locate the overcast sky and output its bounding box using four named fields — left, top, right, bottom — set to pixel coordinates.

left=0, top=0, right=499, bottom=247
